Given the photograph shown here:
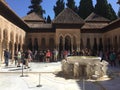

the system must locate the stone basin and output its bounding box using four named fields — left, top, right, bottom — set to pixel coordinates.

left=67, top=56, right=101, bottom=64
left=61, top=56, right=108, bottom=79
